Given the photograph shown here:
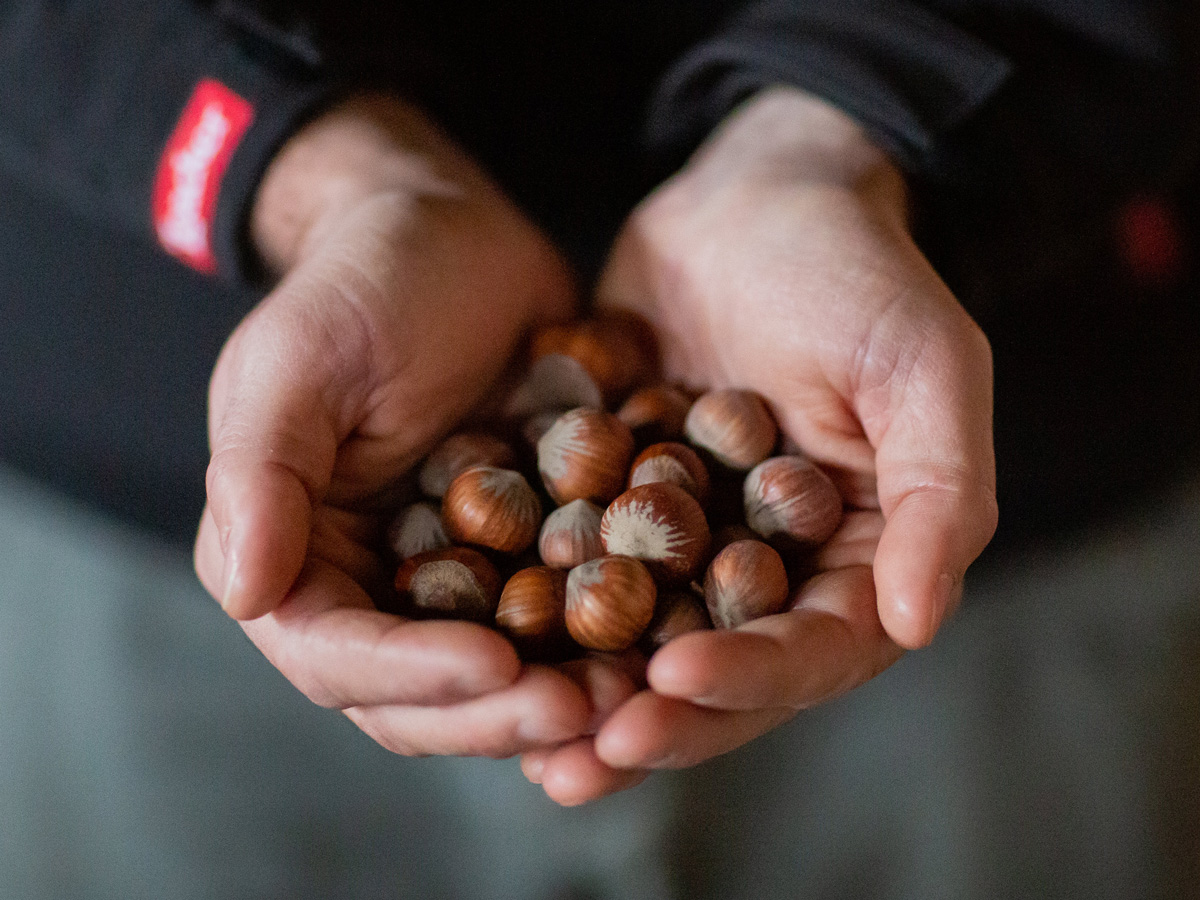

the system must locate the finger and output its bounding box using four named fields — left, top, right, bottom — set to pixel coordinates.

left=646, top=566, right=903, bottom=710
left=557, top=651, right=645, bottom=732
left=530, top=739, right=650, bottom=806
left=861, top=309, right=998, bottom=648
left=344, top=665, right=591, bottom=759
left=242, top=557, right=520, bottom=708
left=594, top=691, right=795, bottom=770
